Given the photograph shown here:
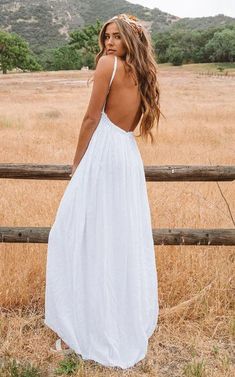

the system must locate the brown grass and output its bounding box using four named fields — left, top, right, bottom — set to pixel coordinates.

left=0, top=66, right=234, bottom=376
